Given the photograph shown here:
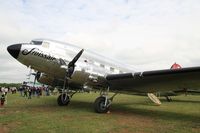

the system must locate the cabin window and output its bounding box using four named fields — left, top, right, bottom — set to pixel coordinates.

left=30, top=40, right=43, bottom=45
left=100, top=64, right=105, bottom=68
